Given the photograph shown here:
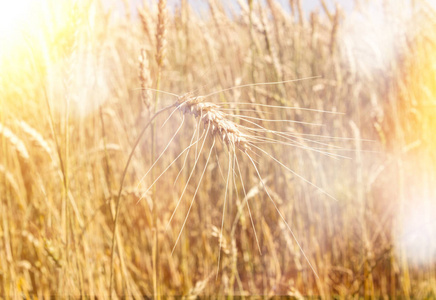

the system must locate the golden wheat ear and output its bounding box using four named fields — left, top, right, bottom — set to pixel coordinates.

left=131, top=78, right=352, bottom=281
left=152, top=90, right=326, bottom=279
left=157, top=80, right=347, bottom=193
